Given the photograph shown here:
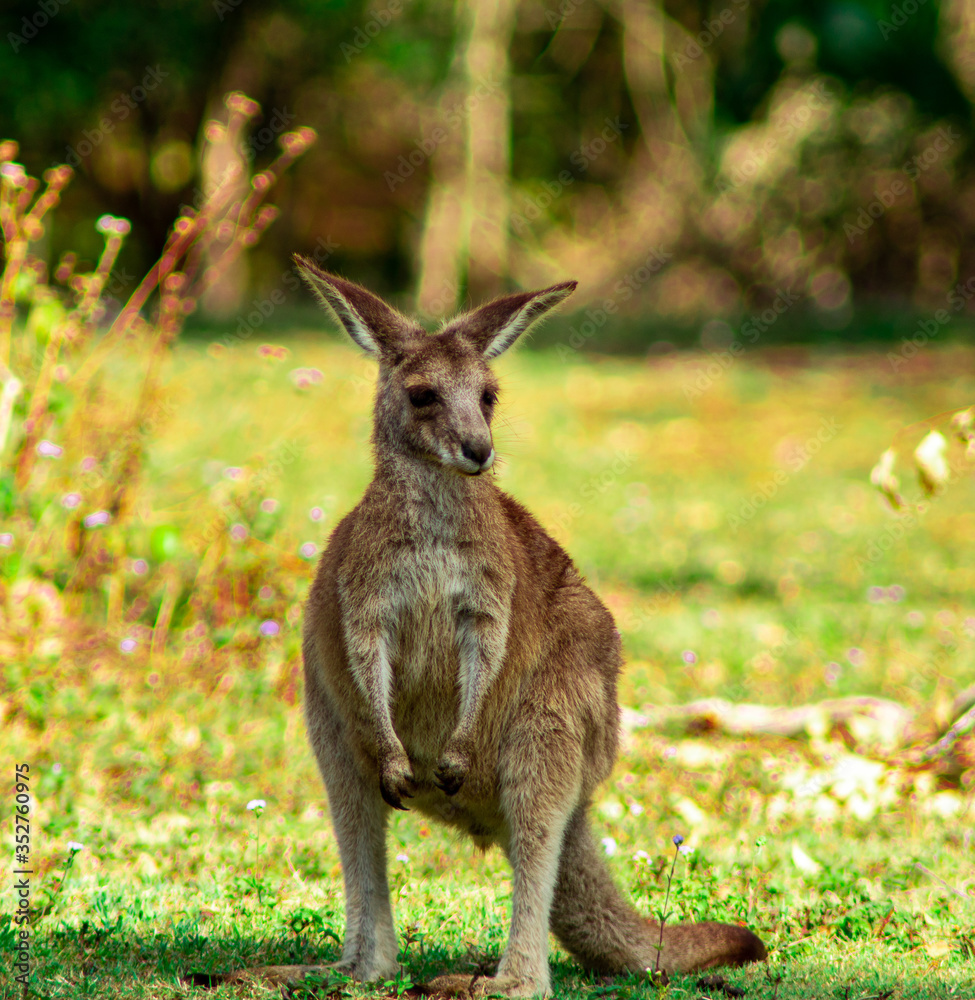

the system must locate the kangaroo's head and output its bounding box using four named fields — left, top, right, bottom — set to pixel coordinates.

left=296, top=256, right=576, bottom=476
